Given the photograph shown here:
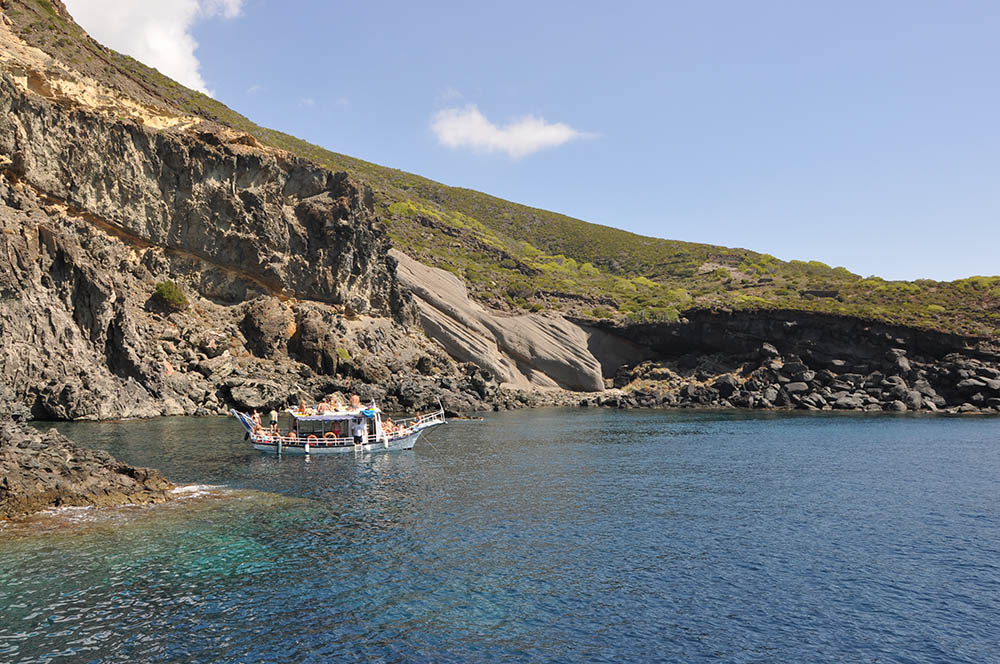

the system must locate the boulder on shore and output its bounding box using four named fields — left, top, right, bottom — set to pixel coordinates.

left=0, top=420, right=175, bottom=520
